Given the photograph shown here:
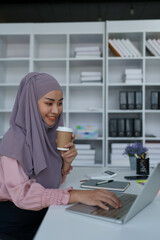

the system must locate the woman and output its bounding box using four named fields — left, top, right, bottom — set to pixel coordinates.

left=0, top=72, right=121, bottom=240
